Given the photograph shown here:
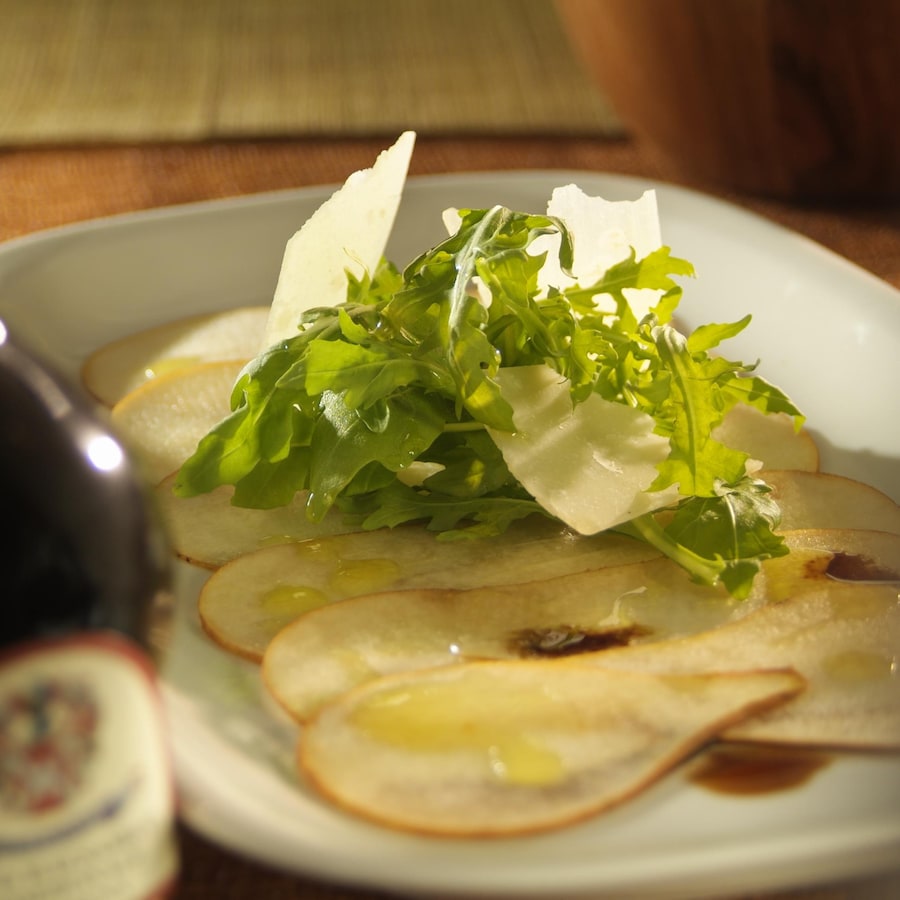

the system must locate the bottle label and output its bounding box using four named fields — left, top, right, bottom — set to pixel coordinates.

left=0, top=632, right=178, bottom=900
